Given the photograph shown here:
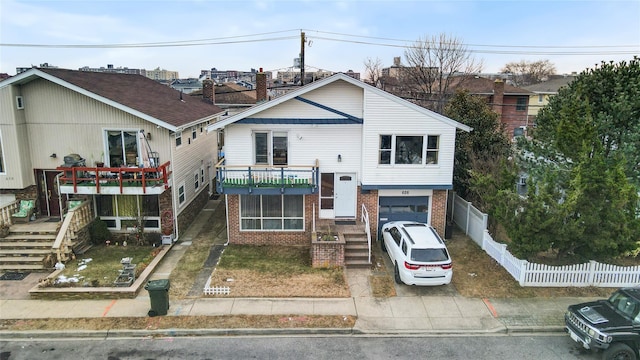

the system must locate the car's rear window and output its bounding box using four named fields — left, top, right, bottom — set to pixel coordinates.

left=411, top=248, right=449, bottom=262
